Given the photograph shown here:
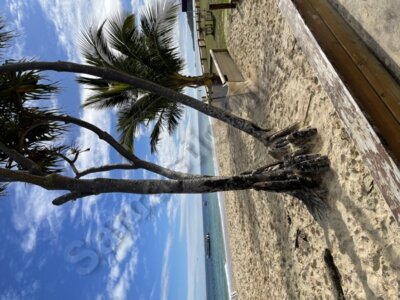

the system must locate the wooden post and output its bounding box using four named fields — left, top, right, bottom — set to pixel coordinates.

left=209, top=3, right=236, bottom=10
